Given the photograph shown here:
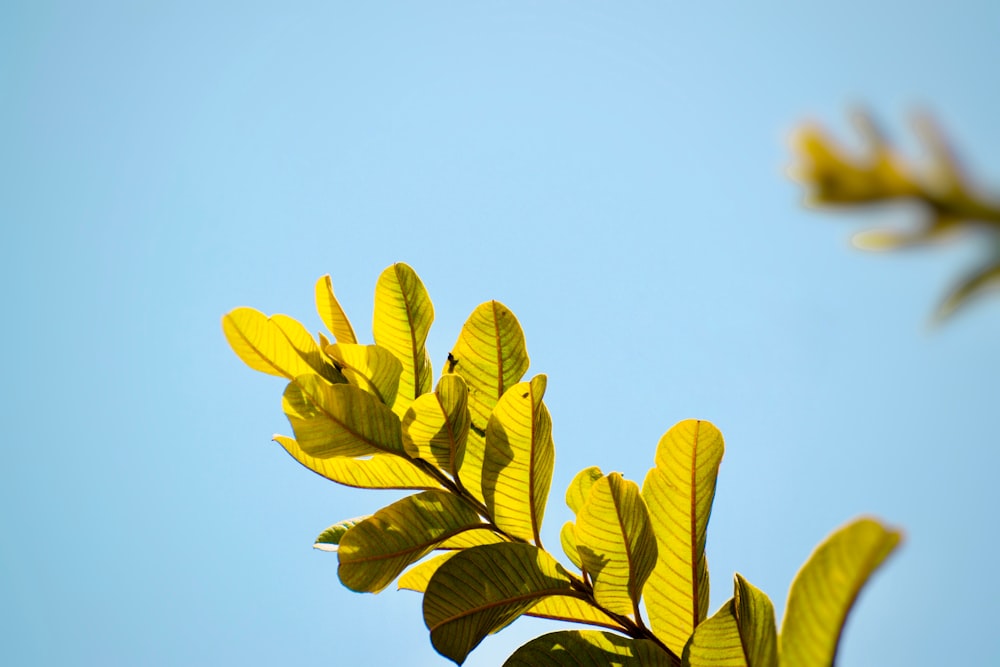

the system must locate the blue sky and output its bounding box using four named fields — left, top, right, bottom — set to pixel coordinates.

left=4, top=2, right=1000, bottom=665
